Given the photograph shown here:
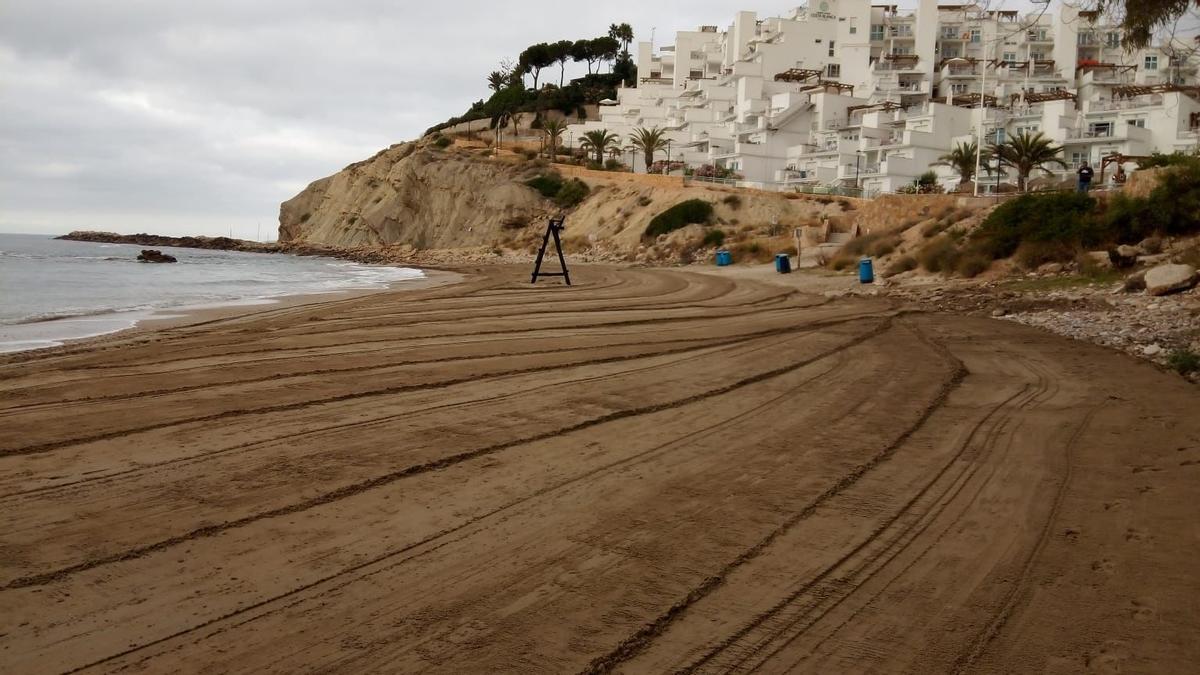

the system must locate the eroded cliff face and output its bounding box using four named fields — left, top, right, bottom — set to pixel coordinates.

left=279, top=142, right=552, bottom=248
left=280, top=140, right=857, bottom=260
